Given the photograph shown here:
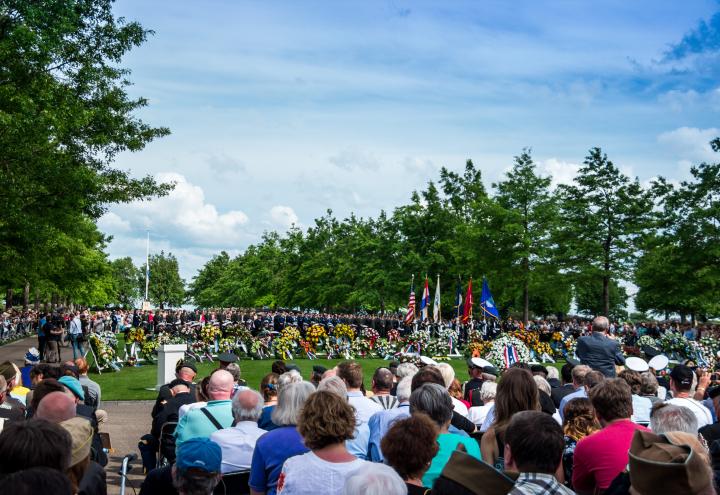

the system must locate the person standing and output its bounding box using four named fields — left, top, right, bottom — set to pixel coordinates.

left=576, top=316, right=625, bottom=377
left=68, top=312, right=83, bottom=360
